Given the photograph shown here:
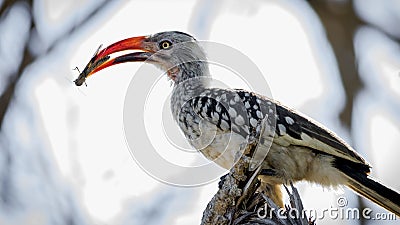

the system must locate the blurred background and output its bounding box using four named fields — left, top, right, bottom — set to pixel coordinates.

left=0, top=0, right=400, bottom=224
